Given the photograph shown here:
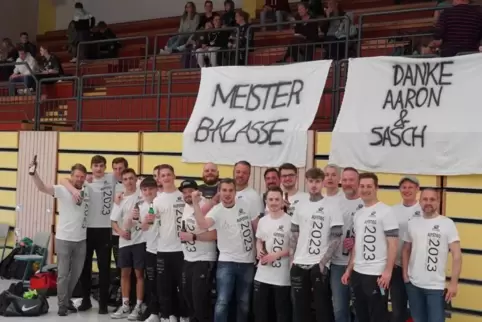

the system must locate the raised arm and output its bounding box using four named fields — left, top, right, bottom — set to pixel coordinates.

left=31, top=172, right=54, bottom=196
left=192, top=191, right=215, bottom=229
